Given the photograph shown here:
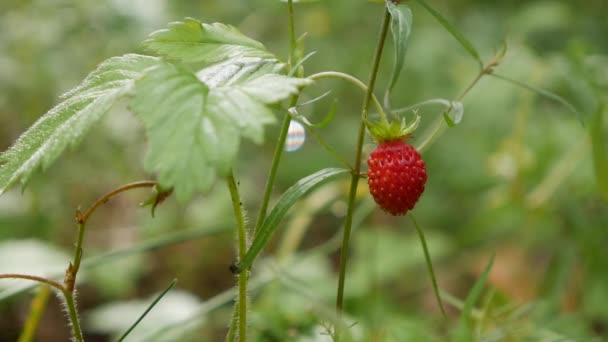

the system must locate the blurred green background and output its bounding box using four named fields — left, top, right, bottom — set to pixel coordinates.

left=1, top=0, right=607, bottom=341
